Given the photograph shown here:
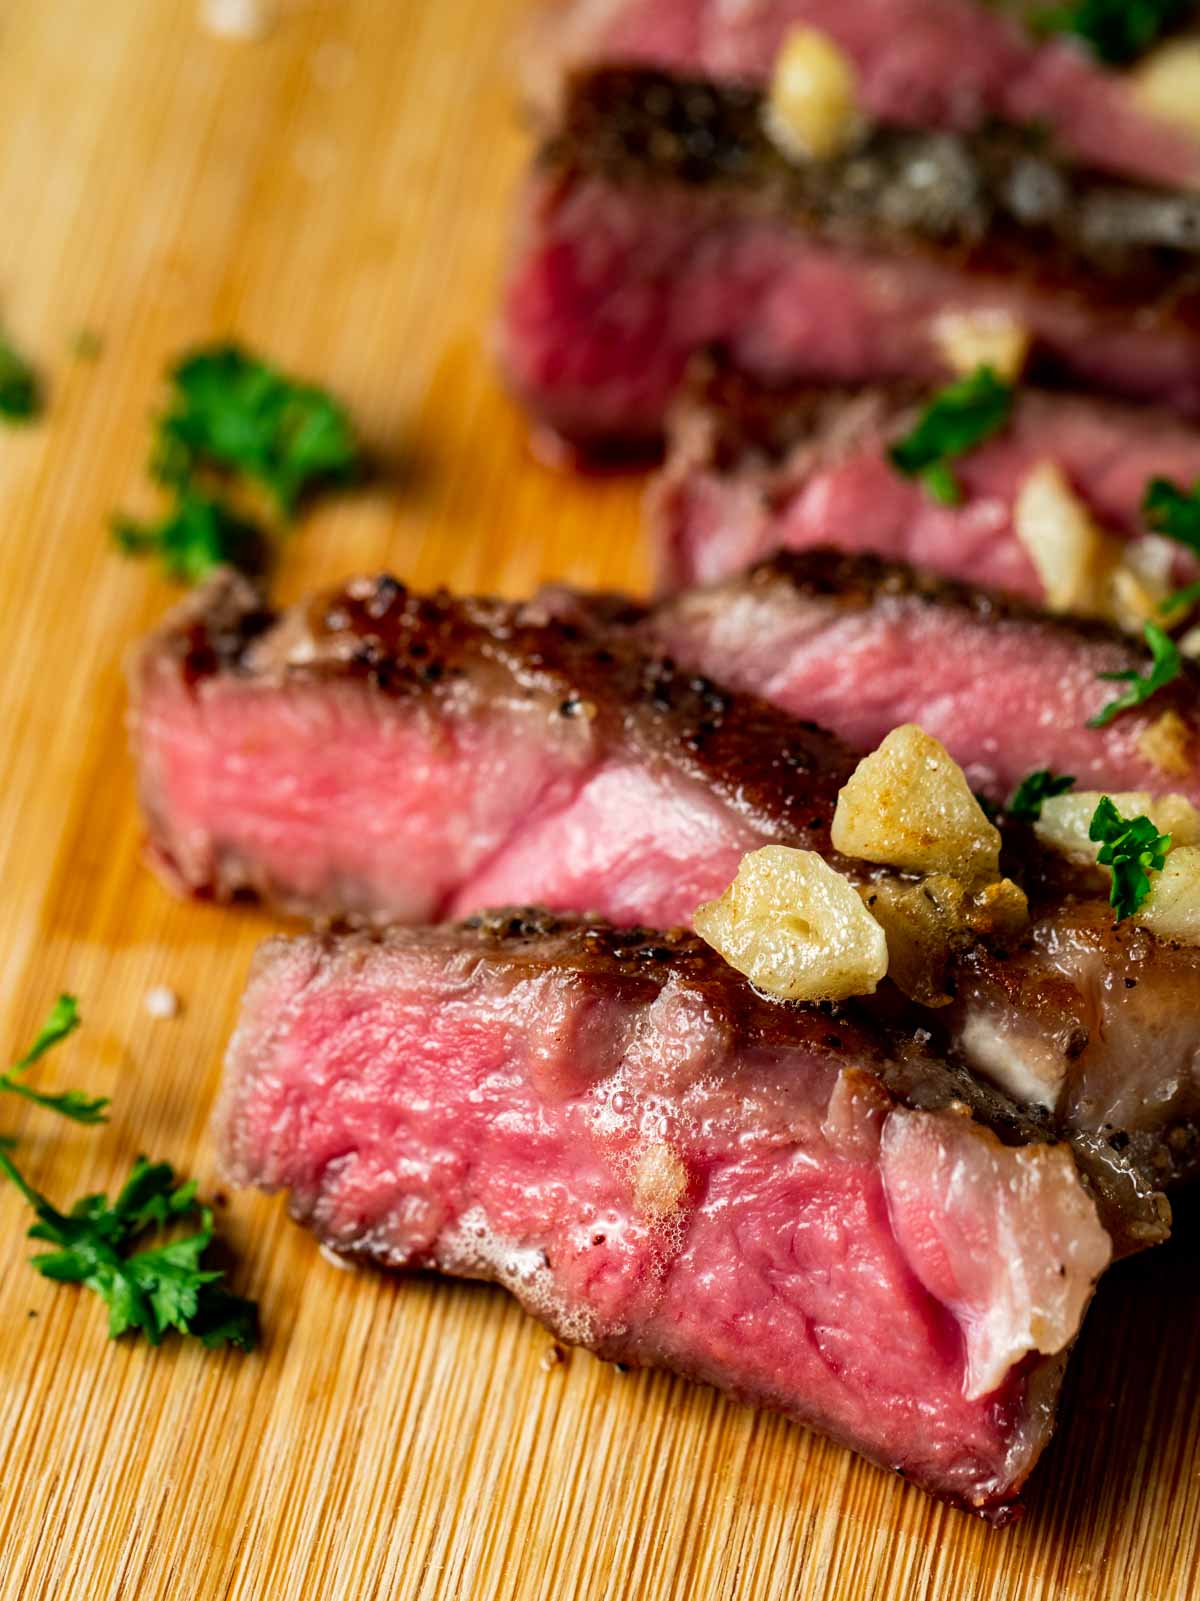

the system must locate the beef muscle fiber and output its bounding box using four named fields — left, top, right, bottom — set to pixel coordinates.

left=500, top=70, right=1200, bottom=446
left=217, top=910, right=1137, bottom=1519
left=524, top=0, right=1200, bottom=192
left=651, top=361, right=1200, bottom=596
left=131, top=570, right=1200, bottom=1191
left=637, top=548, right=1200, bottom=809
